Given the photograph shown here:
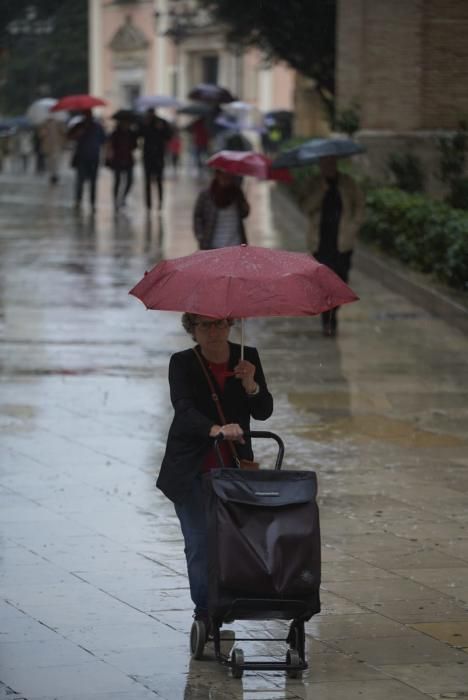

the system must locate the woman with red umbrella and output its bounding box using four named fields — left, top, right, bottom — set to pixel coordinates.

left=193, top=169, right=250, bottom=249
left=157, top=312, right=273, bottom=630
